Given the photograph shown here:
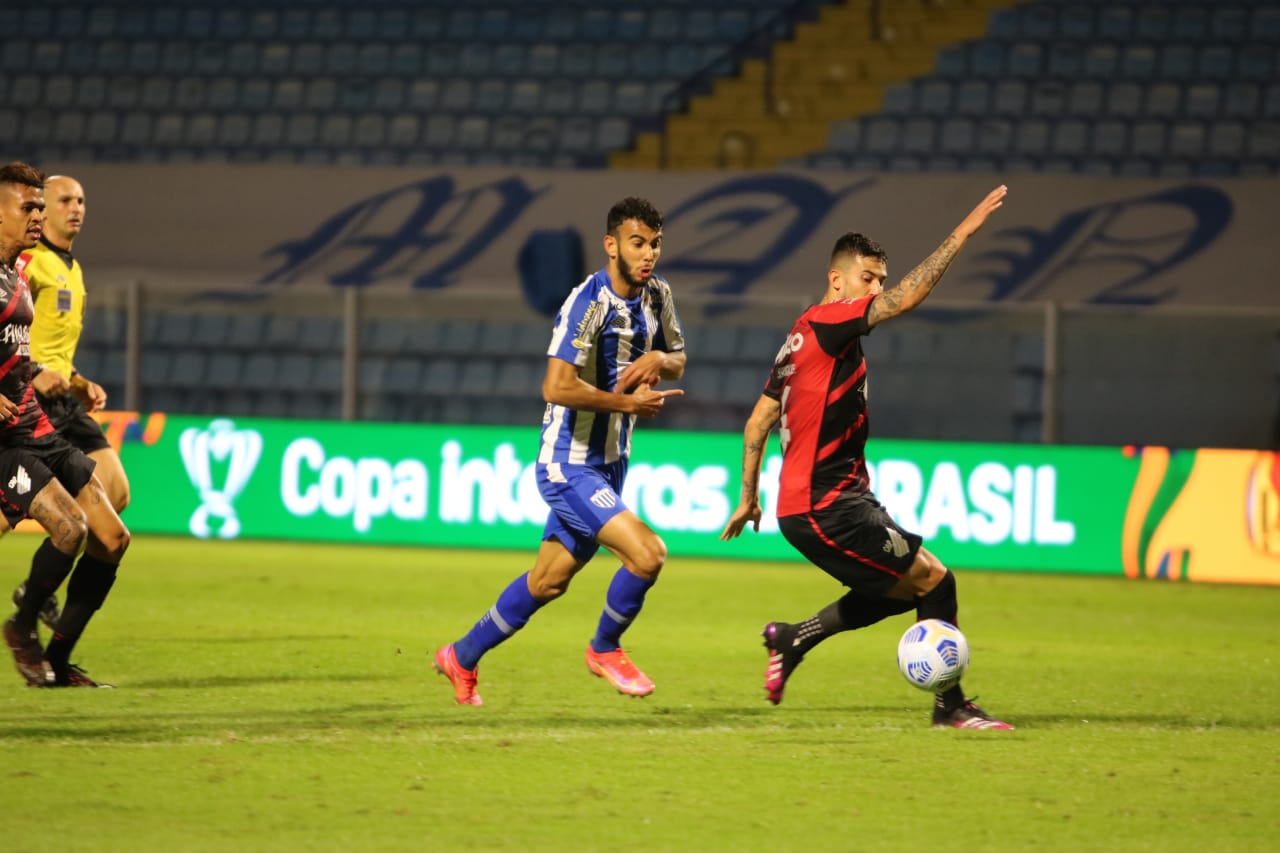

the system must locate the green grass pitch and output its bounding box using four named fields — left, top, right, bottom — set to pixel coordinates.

left=1, top=535, right=1277, bottom=852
